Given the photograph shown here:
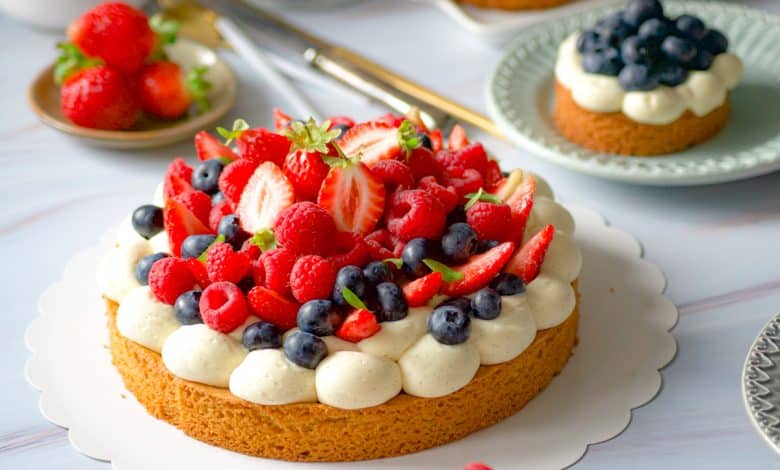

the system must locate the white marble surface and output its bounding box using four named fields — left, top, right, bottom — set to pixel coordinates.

left=1, top=1, right=779, bottom=468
